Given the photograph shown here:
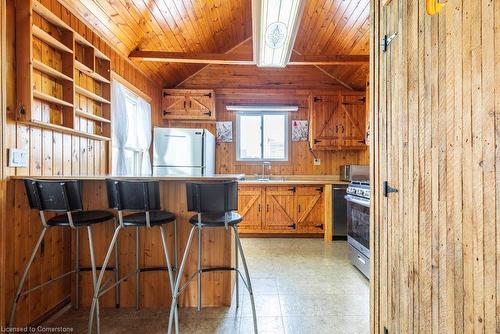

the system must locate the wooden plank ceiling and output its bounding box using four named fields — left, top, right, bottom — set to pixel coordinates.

left=58, top=0, right=369, bottom=89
